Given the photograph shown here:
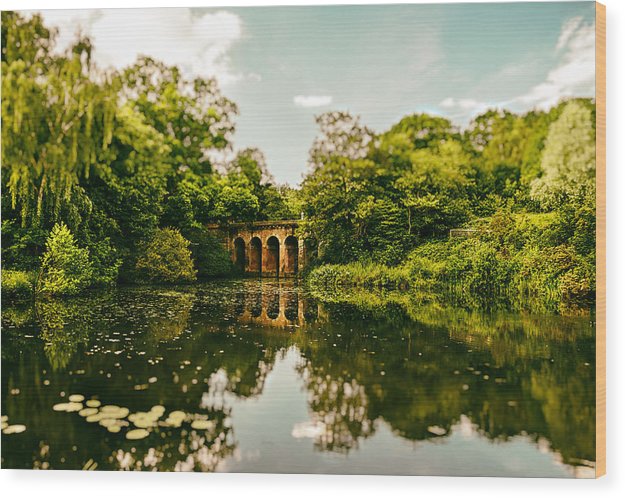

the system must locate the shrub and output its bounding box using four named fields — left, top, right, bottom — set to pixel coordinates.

left=37, top=223, right=93, bottom=296
left=187, top=230, right=233, bottom=278
left=1, top=270, right=35, bottom=300
left=136, top=227, right=197, bottom=283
